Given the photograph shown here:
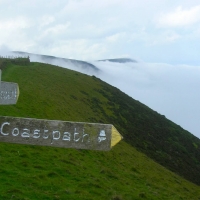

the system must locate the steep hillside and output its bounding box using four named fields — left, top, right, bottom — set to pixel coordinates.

left=0, top=139, right=200, bottom=199
left=0, top=61, right=200, bottom=199
left=2, top=60, right=199, bottom=185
